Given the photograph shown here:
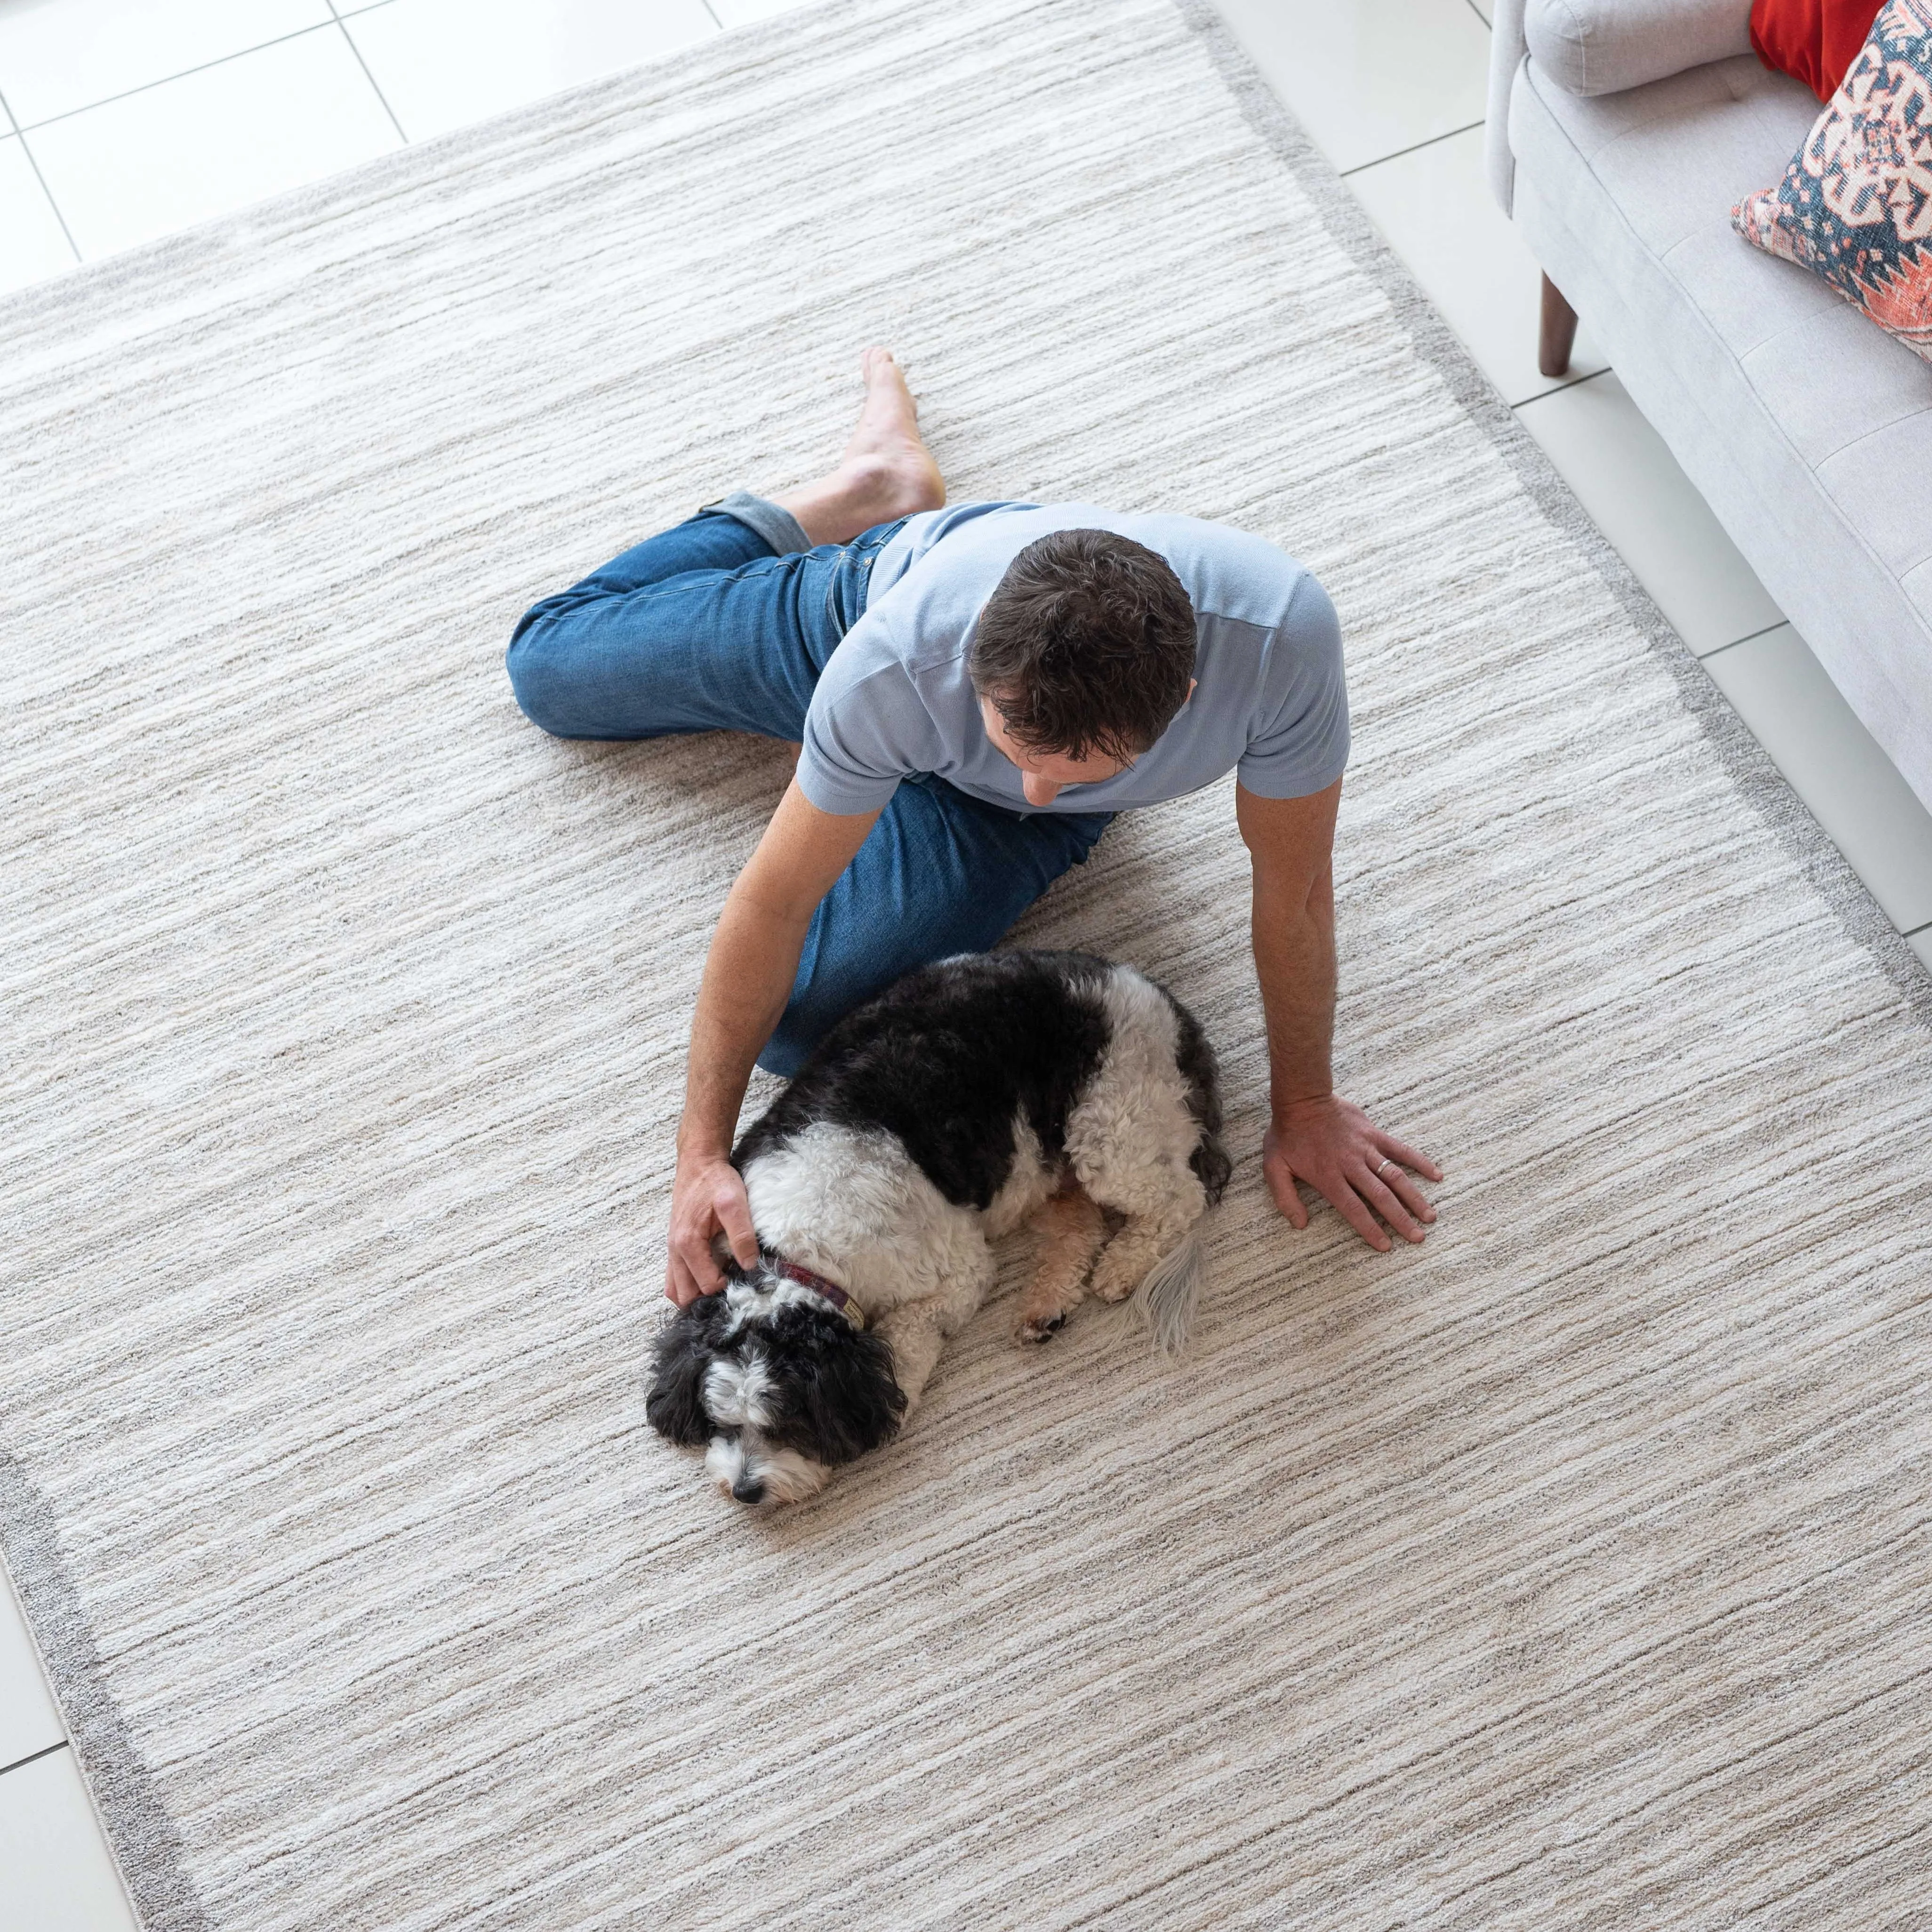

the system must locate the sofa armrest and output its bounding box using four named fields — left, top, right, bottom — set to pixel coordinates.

left=1489, top=0, right=1754, bottom=212
left=1523, top=0, right=1753, bottom=97
left=1487, top=0, right=1531, bottom=213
